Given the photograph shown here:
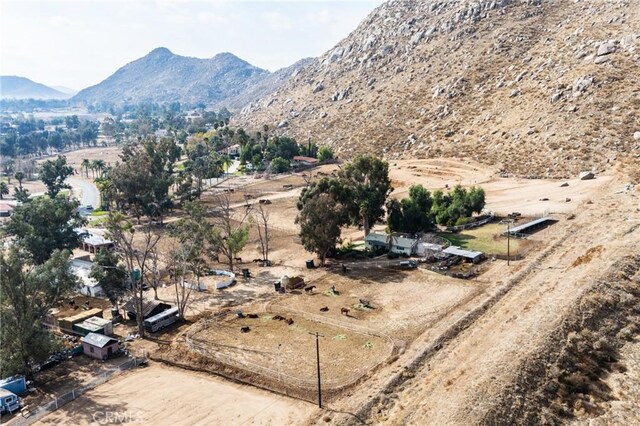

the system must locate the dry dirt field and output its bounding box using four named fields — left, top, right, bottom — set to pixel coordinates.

left=27, top=156, right=637, bottom=425
left=35, top=363, right=312, bottom=426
